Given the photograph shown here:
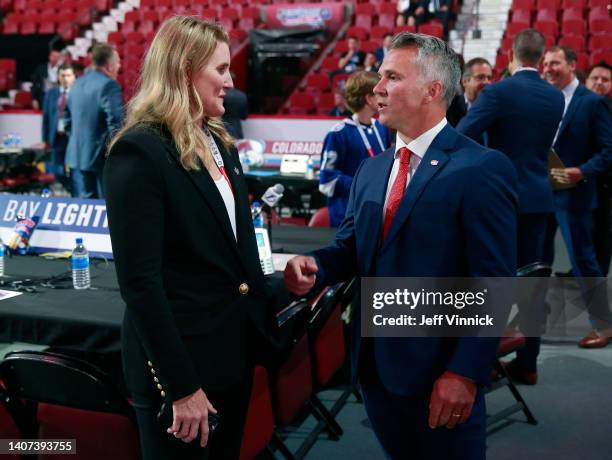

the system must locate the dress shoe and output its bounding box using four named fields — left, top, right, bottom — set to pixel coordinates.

left=500, top=359, right=538, bottom=385
left=554, top=269, right=574, bottom=277
left=578, top=329, right=612, bottom=348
